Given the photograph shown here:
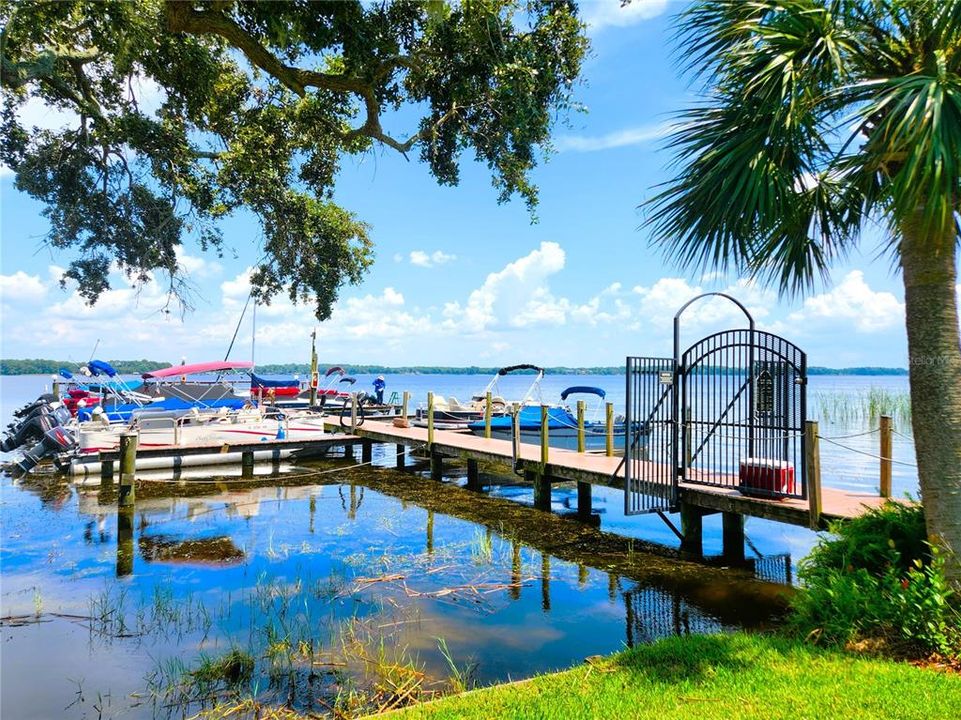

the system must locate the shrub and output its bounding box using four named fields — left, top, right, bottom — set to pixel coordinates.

left=790, top=503, right=960, bottom=658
